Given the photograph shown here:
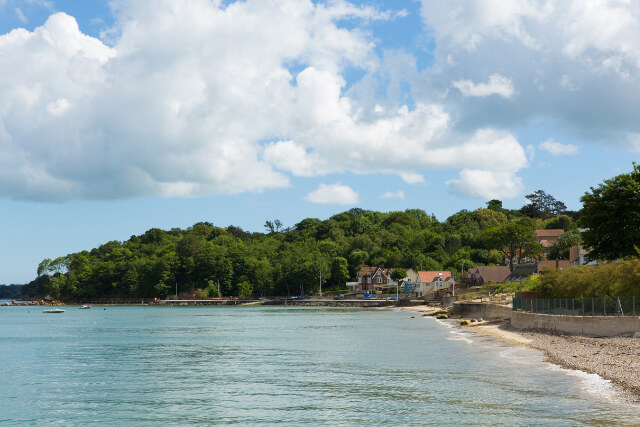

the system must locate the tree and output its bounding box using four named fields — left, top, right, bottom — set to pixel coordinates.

left=548, top=231, right=582, bottom=260
left=486, top=199, right=503, bottom=211
left=264, top=219, right=285, bottom=234
left=580, top=163, right=640, bottom=260
left=390, top=268, right=406, bottom=284
left=521, top=190, right=567, bottom=218
left=329, top=257, right=349, bottom=286
left=484, top=218, right=543, bottom=270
